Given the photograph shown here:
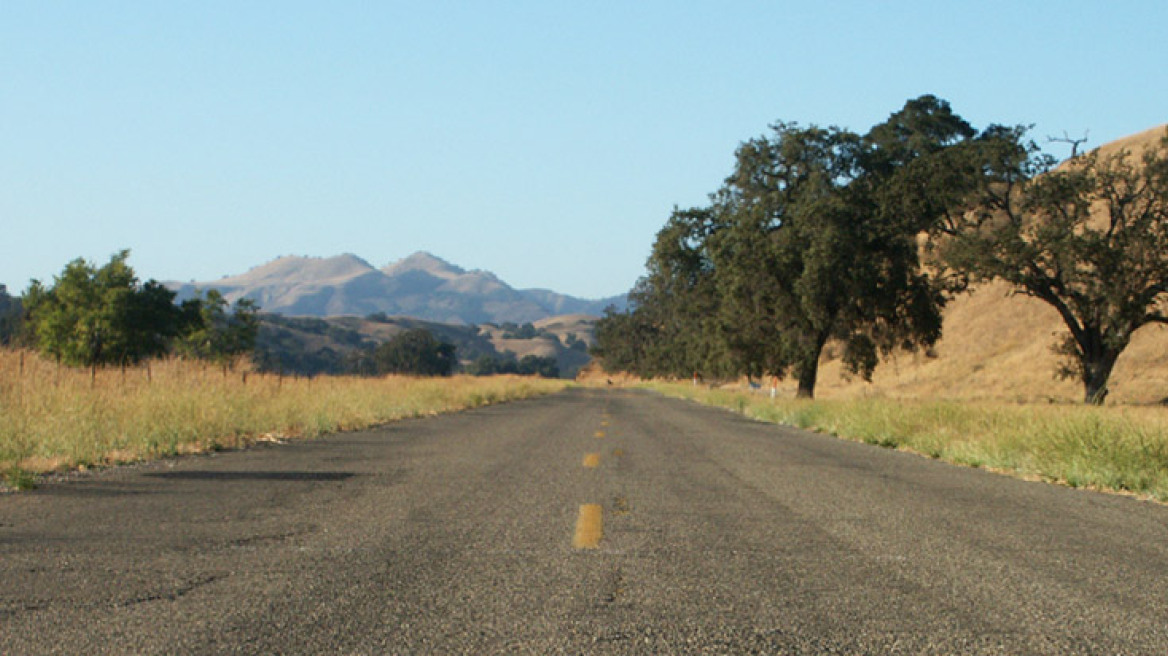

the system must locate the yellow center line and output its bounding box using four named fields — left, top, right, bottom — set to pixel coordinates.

left=572, top=504, right=603, bottom=549
left=582, top=452, right=601, bottom=468
left=594, top=430, right=605, bottom=438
